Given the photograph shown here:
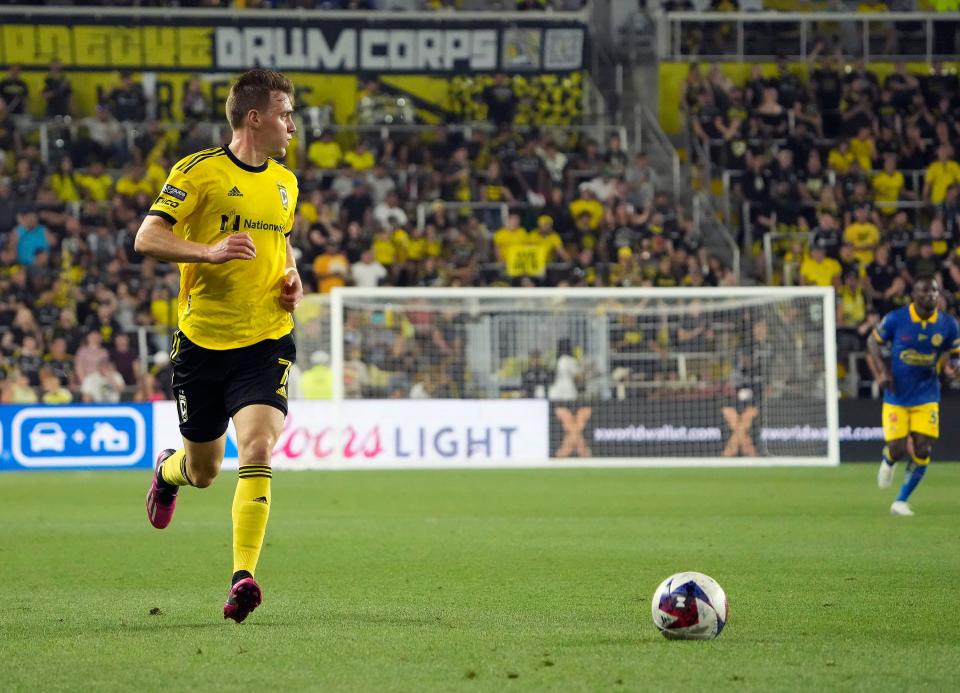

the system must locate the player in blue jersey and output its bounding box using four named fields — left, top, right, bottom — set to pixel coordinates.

left=867, top=276, right=960, bottom=516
